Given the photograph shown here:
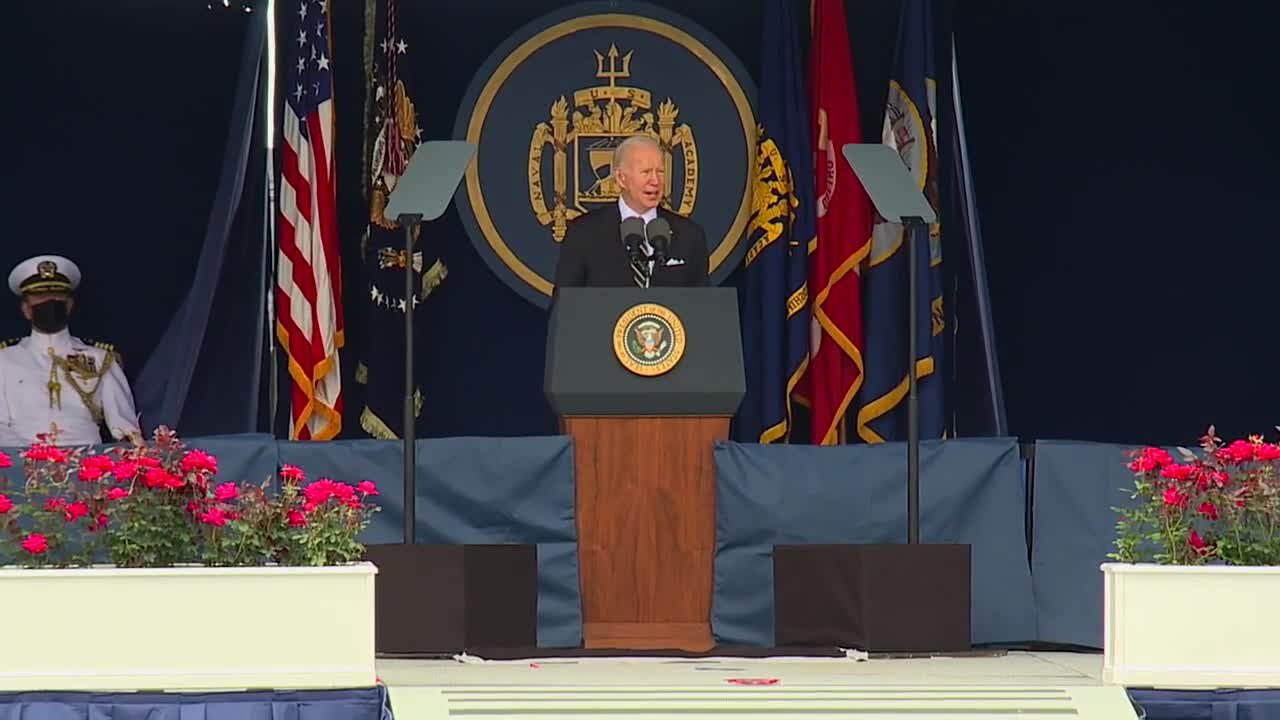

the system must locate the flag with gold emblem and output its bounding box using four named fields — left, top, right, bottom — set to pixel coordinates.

left=856, top=0, right=947, bottom=443
left=733, top=0, right=815, bottom=444
left=356, top=0, right=447, bottom=439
